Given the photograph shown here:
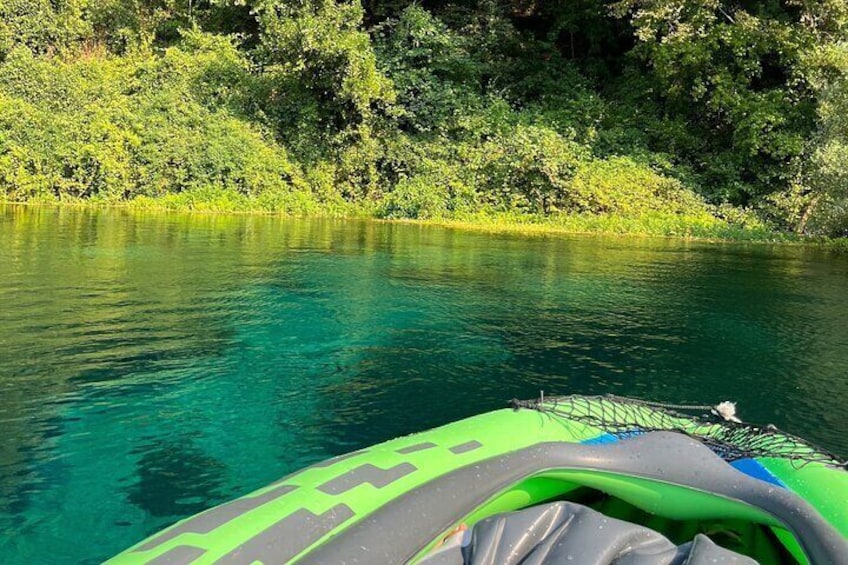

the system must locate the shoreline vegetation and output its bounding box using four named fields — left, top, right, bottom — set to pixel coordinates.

left=2, top=1, right=848, bottom=245
left=7, top=200, right=848, bottom=250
